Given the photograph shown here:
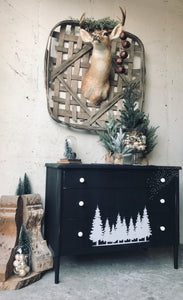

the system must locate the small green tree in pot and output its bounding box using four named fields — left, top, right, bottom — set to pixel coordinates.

left=98, top=84, right=158, bottom=164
